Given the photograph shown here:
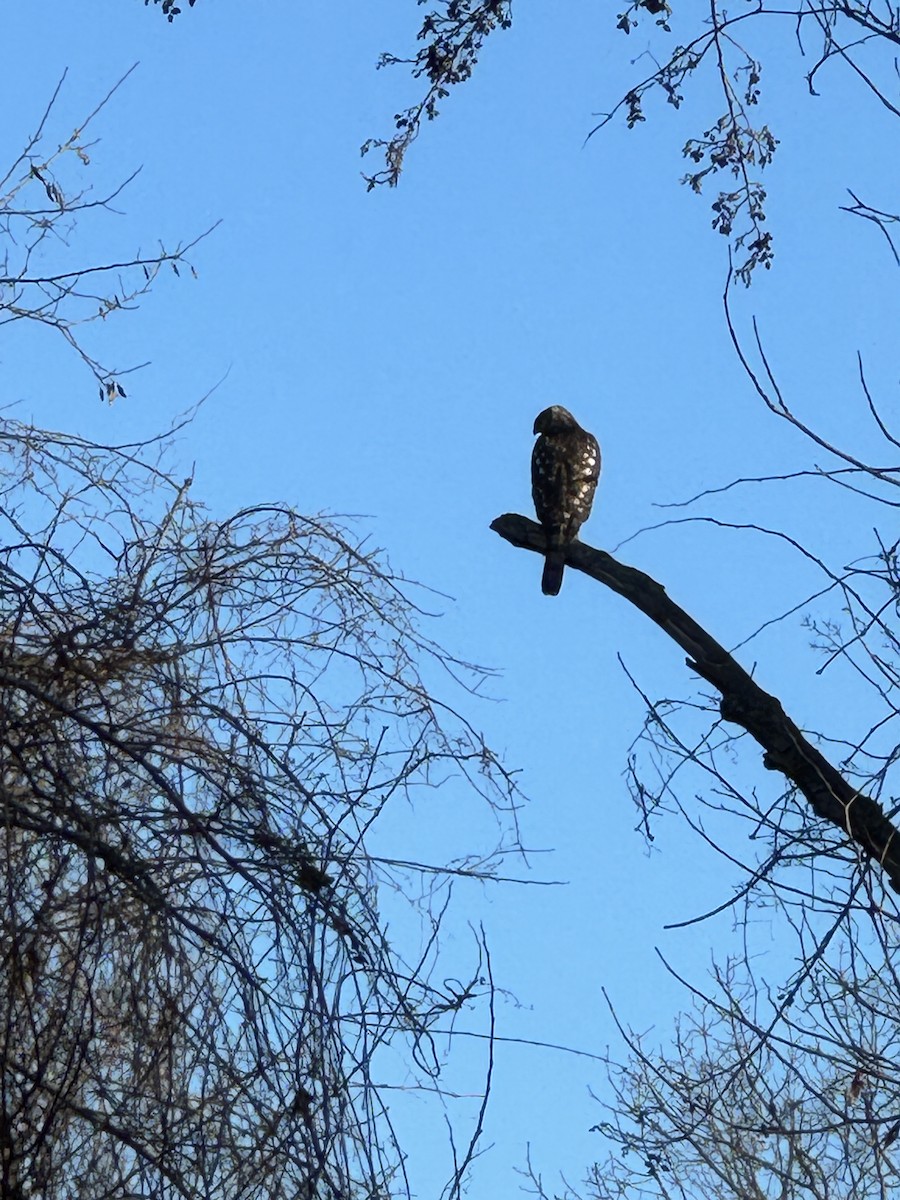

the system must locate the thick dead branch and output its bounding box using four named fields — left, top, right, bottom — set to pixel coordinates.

left=491, top=512, right=900, bottom=892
